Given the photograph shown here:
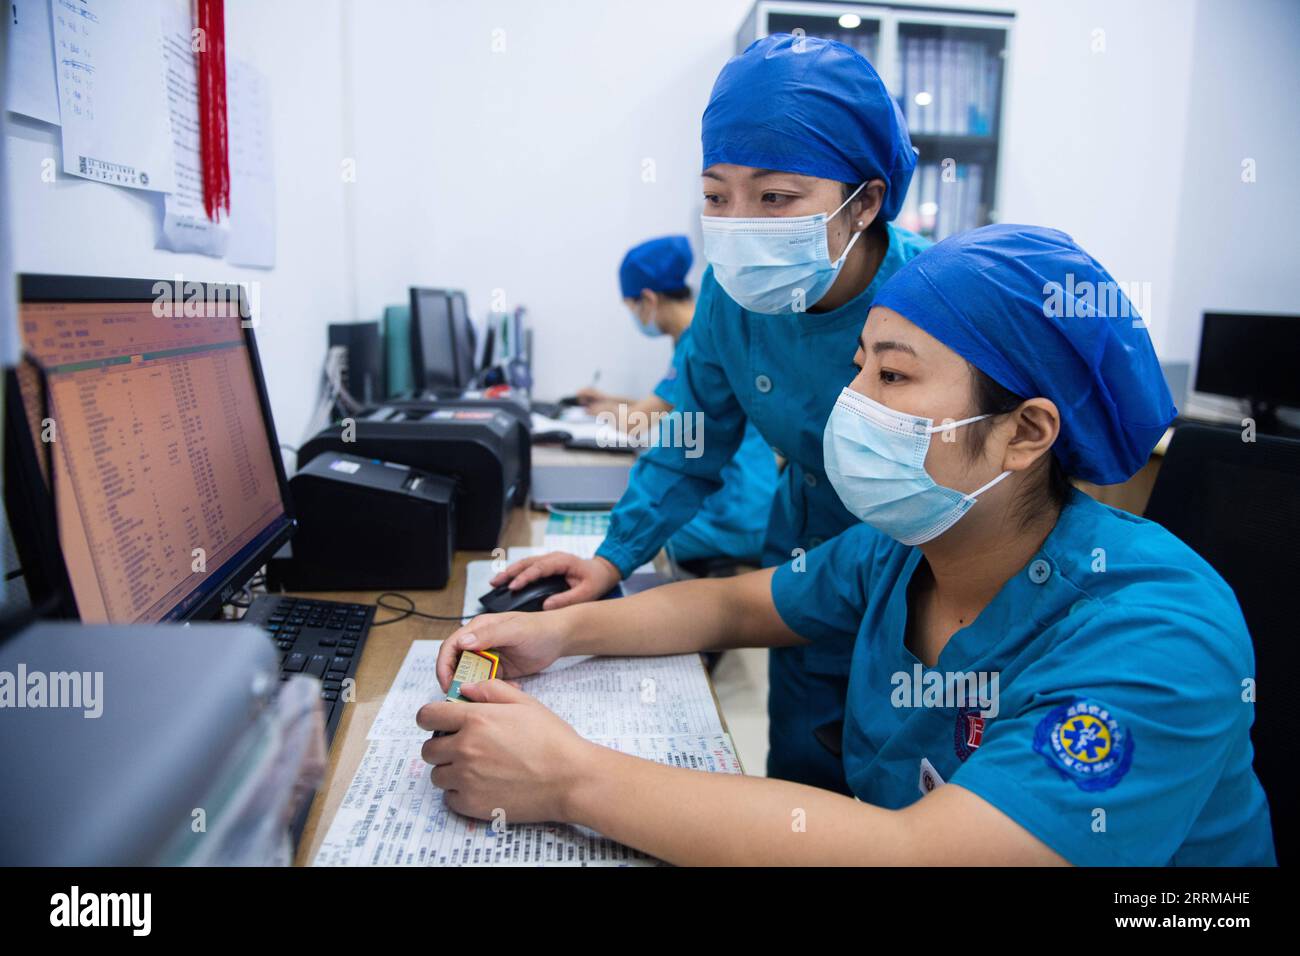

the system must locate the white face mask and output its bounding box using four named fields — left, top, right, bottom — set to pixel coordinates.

left=700, top=182, right=866, bottom=315
left=823, top=387, right=1012, bottom=545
